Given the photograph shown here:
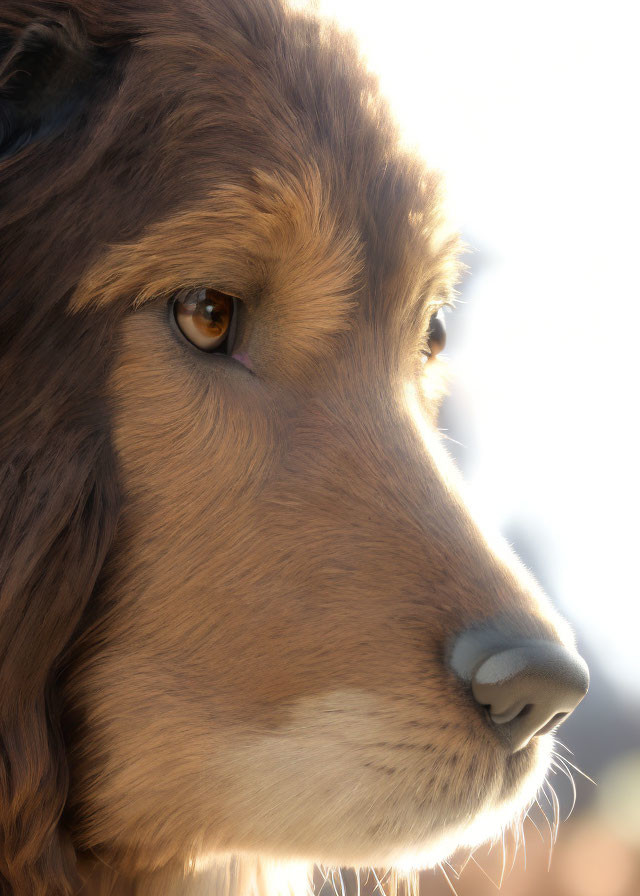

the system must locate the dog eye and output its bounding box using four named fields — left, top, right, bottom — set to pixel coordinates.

left=173, top=288, right=236, bottom=352
left=425, top=309, right=447, bottom=357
